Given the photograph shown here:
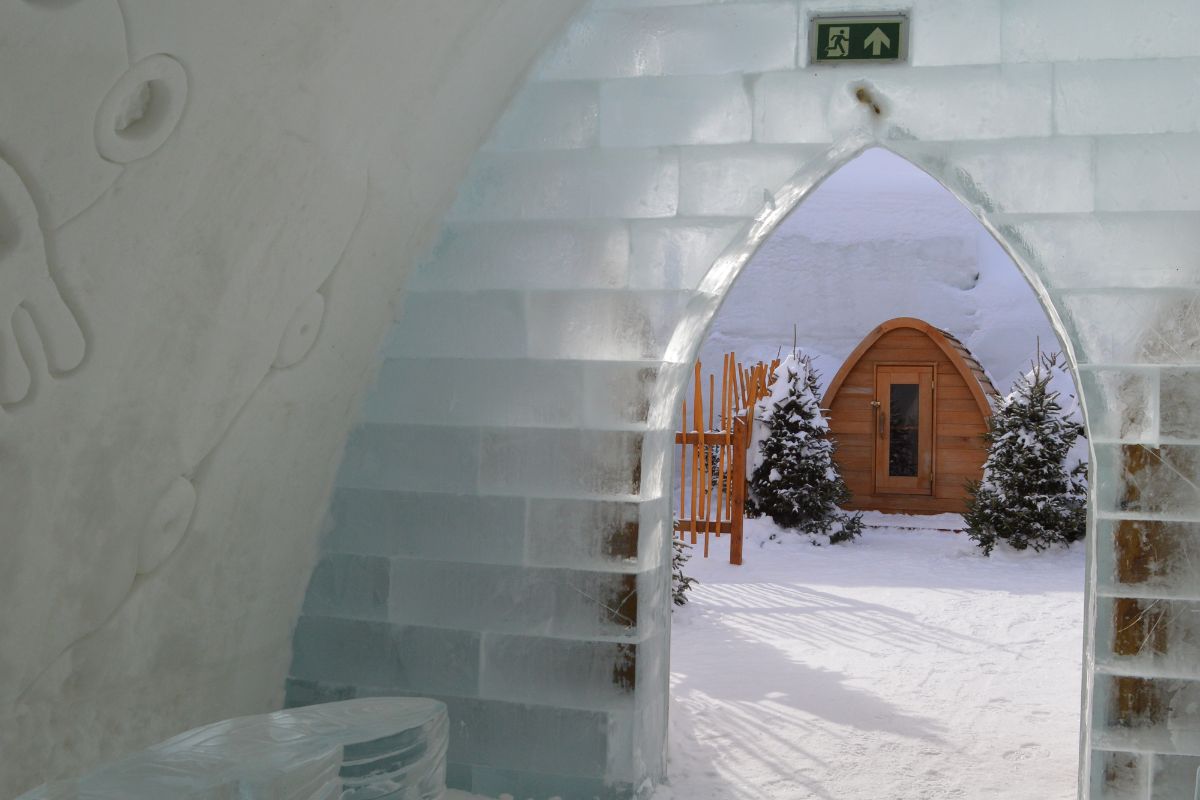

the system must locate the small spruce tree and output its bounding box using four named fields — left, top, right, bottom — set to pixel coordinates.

left=746, top=354, right=863, bottom=544
left=671, top=540, right=698, bottom=606
left=965, top=350, right=1087, bottom=556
